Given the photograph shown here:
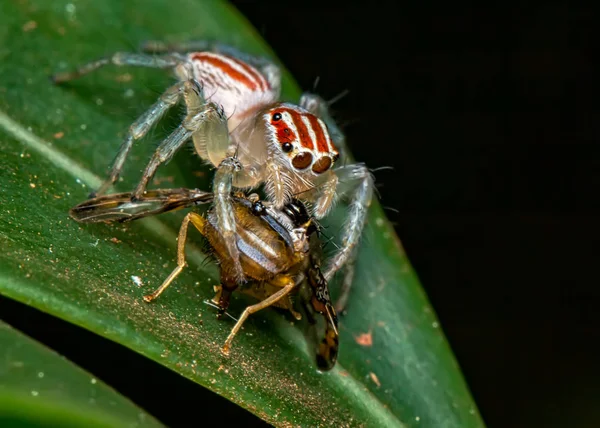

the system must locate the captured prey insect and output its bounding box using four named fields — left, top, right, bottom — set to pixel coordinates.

left=70, top=189, right=339, bottom=370
left=53, top=40, right=374, bottom=310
